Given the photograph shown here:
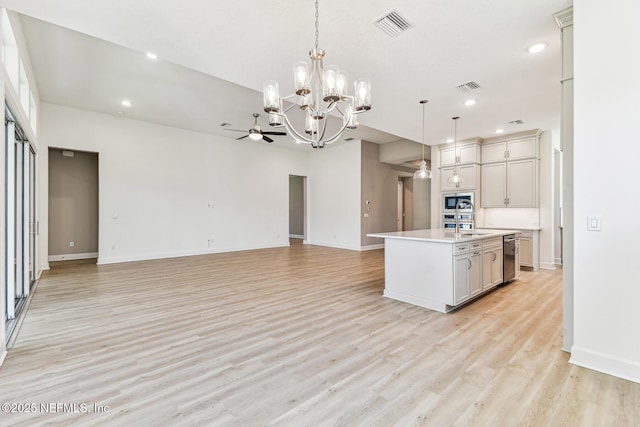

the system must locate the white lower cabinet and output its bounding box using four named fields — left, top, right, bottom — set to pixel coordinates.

left=482, top=239, right=503, bottom=290
left=469, top=250, right=482, bottom=297
left=454, top=253, right=470, bottom=305
left=454, top=243, right=483, bottom=305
